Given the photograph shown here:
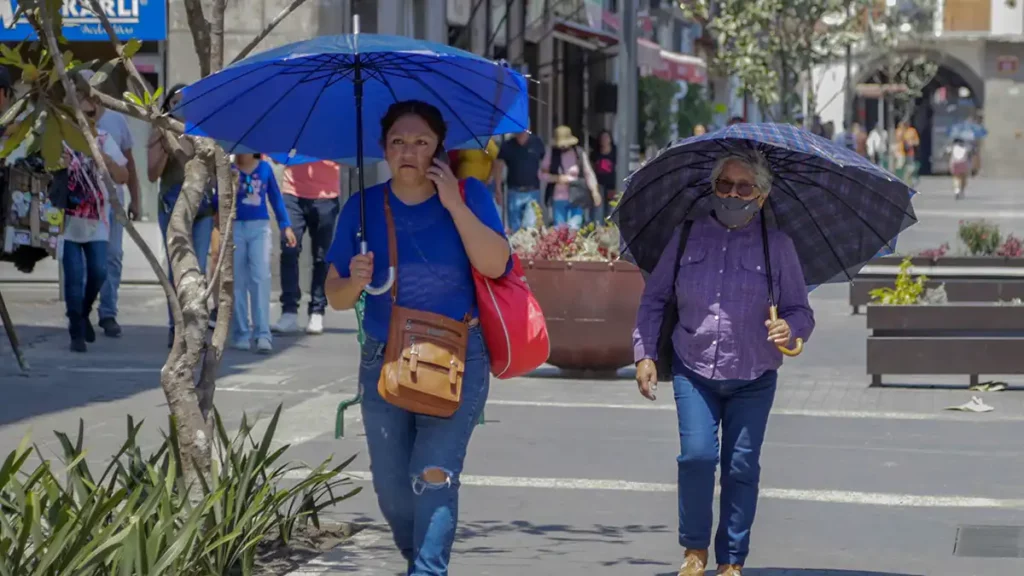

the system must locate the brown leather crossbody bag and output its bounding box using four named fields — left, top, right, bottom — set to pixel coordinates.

left=377, top=191, right=469, bottom=418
